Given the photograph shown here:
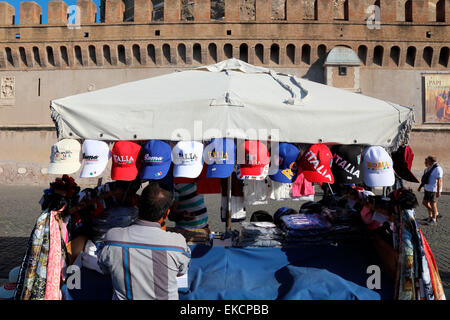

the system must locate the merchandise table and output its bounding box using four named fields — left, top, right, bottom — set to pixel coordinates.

left=68, top=242, right=394, bottom=300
